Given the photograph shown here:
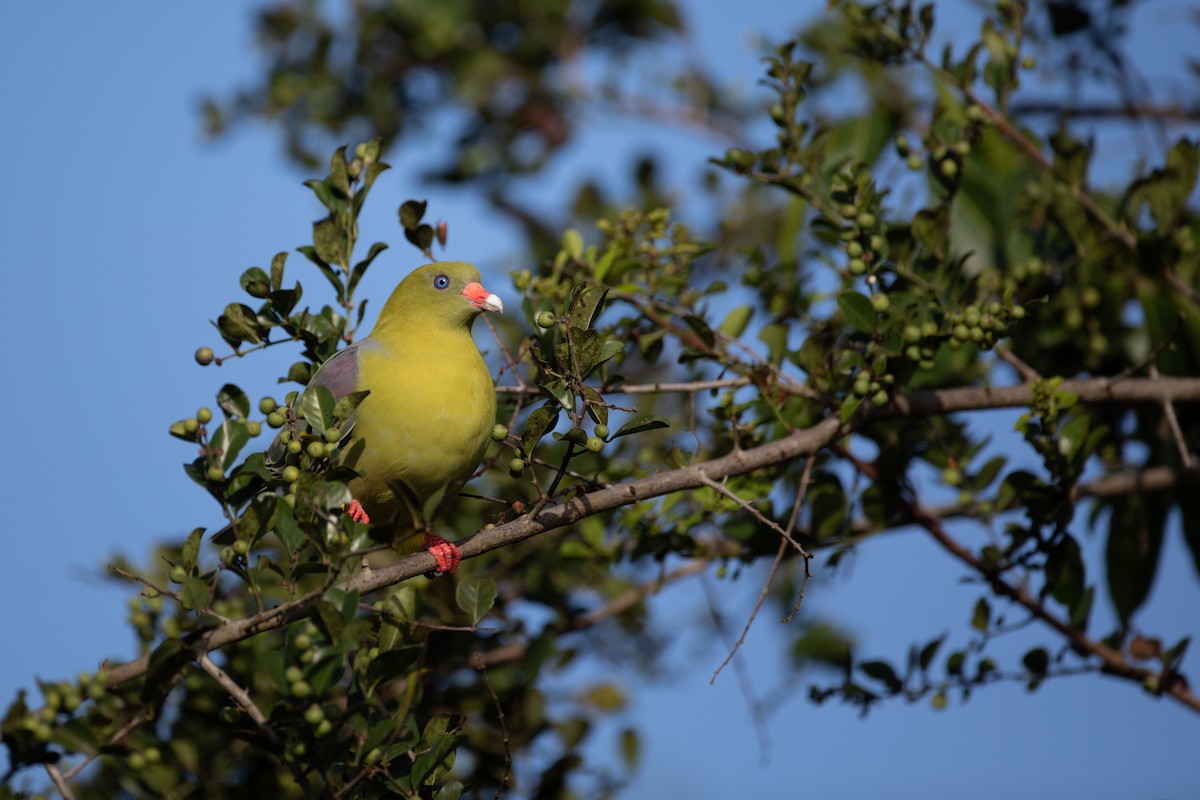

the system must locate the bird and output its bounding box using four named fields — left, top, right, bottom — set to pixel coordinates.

left=281, top=261, right=503, bottom=574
